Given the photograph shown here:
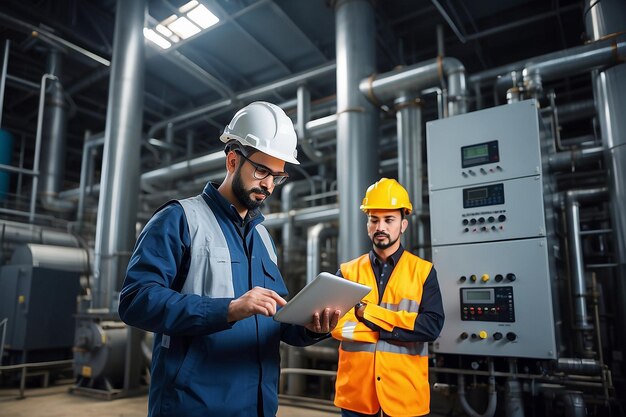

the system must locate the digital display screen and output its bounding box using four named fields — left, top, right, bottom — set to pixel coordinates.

left=462, top=288, right=494, bottom=304
left=463, top=144, right=489, bottom=160
left=463, top=183, right=505, bottom=208
left=461, top=140, right=499, bottom=168
left=467, top=188, right=488, bottom=201
left=466, top=290, right=492, bottom=301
